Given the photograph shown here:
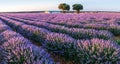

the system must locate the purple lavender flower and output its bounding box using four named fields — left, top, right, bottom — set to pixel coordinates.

left=76, top=38, right=120, bottom=63
left=0, top=24, right=11, bottom=33
left=2, top=37, right=56, bottom=64
left=0, top=30, right=22, bottom=45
